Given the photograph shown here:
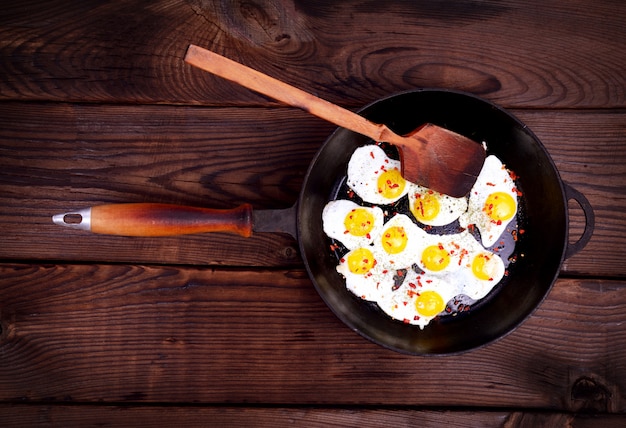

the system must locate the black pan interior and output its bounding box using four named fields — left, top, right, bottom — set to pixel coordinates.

left=298, top=89, right=567, bottom=355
